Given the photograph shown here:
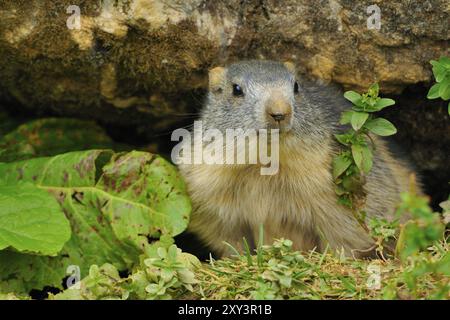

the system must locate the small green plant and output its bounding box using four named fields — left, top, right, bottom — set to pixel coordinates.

left=127, top=244, right=200, bottom=300
left=333, top=83, right=397, bottom=217
left=427, top=56, right=450, bottom=115
left=367, top=217, right=399, bottom=257
left=395, top=189, right=445, bottom=260
left=383, top=187, right=449, bottom=299
left=50, top=241, right=201, bottom=300
left=43, top=227, right=447, bottom=300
